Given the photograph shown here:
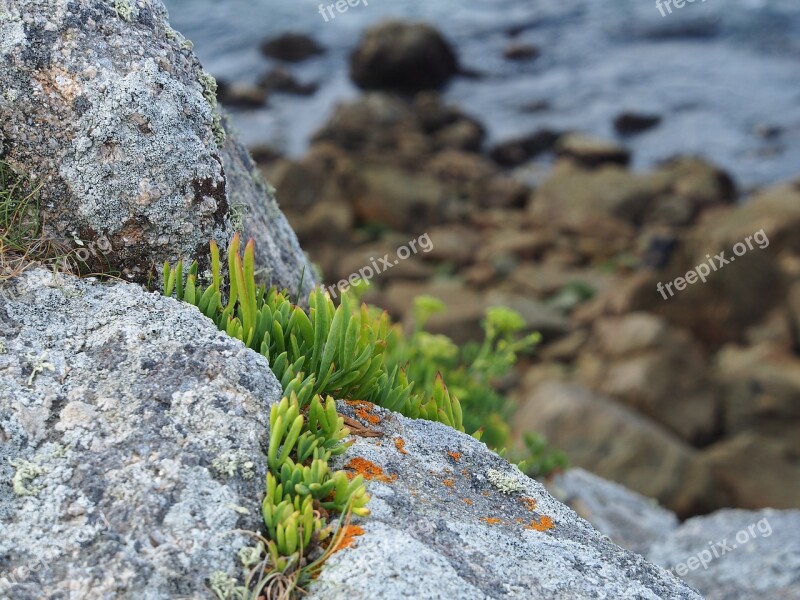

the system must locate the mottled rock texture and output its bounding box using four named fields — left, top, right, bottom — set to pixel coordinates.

left=0, top=0, right=313, bottom=294
left=306, top=401, right=701, bottom=600
left=0, top=269, right=281, bottom=598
